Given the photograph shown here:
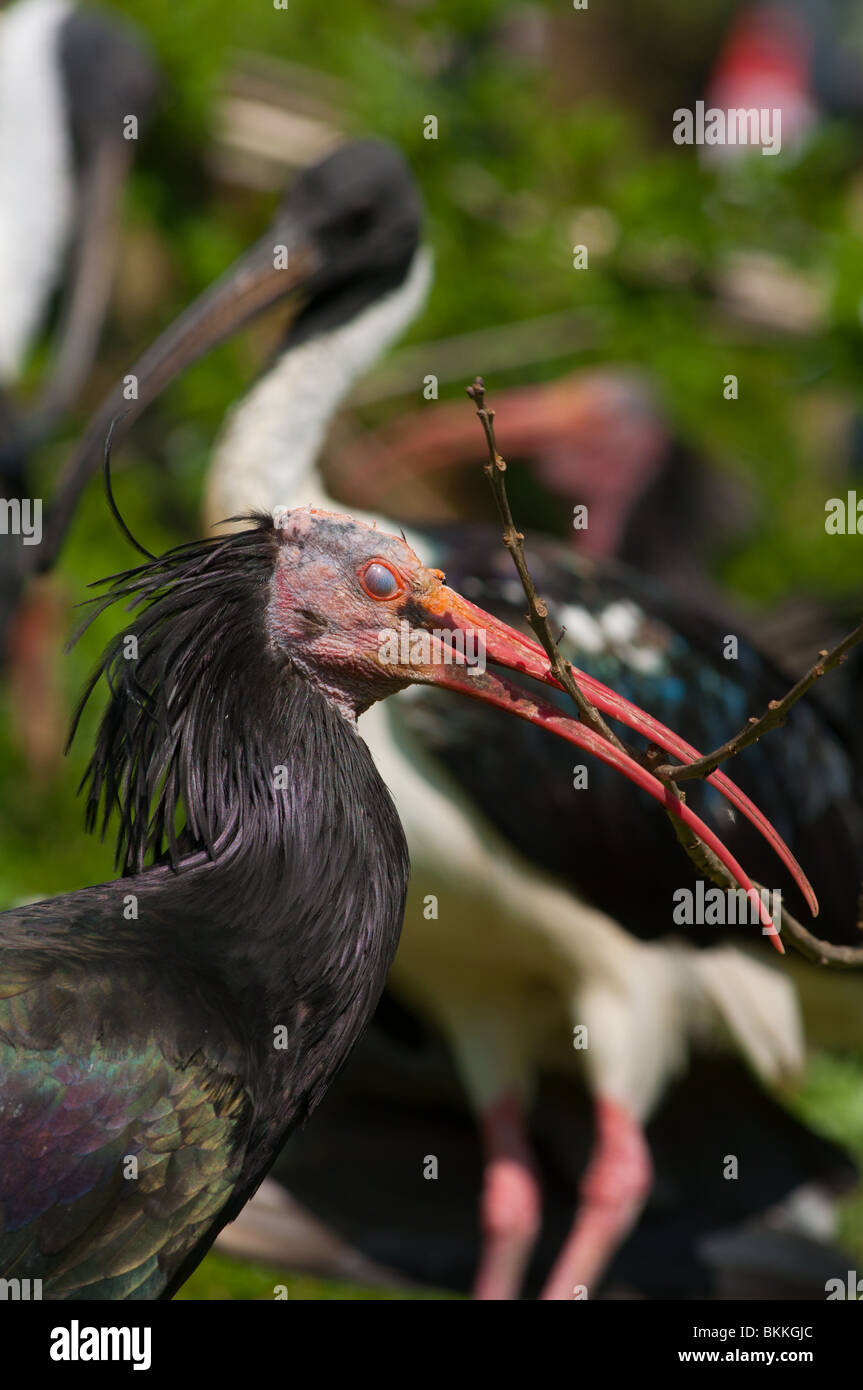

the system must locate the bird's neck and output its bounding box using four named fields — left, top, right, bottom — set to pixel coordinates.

left=14, top=682, right=409, bottom=1125
left=151, top=684, right=408, bottom=1039
left=204, top=247, right=432, bottom=528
